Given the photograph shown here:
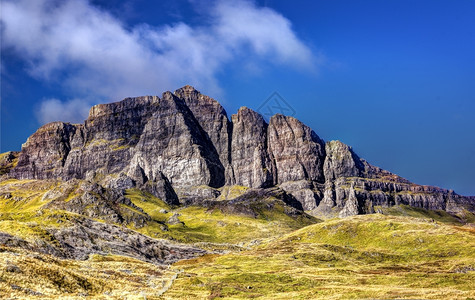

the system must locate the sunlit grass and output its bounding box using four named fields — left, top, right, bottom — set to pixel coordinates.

left=126, top=188, right=319, bottom=245
left=1, top=180, right=474, bottom=299
left=0, top=247, right=176, bottom=299
left=166, top=214, right=475, bottom=299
